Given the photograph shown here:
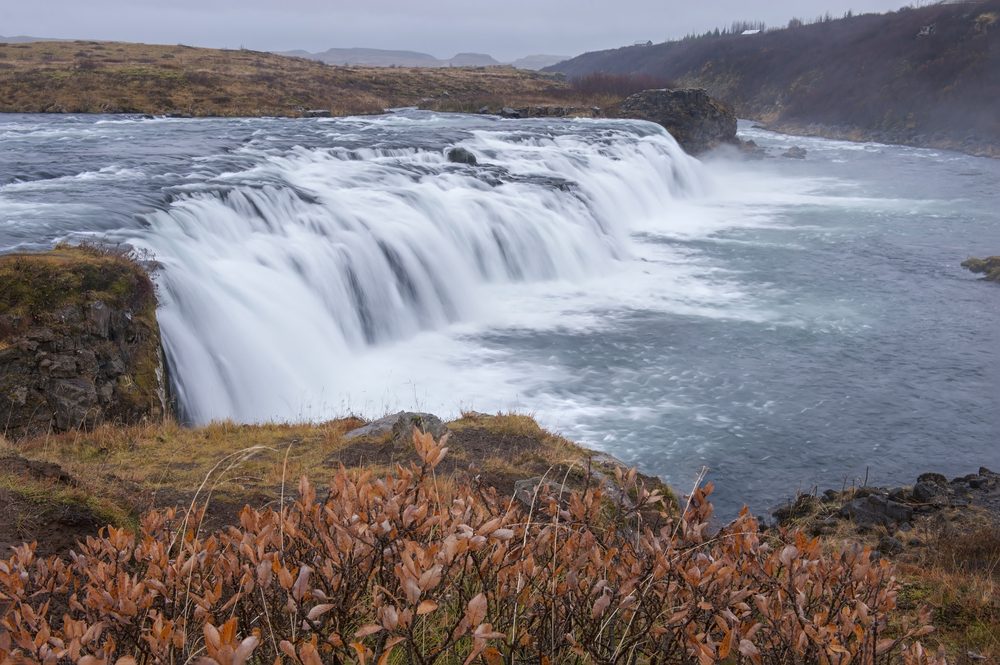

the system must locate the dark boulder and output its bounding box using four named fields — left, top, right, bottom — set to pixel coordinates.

left=620, top=88, right=738, bottom=155
left=499, top=107, right=521, bottom=119
left=447, top=147, right=478, bottom=165
left=782, top=146, right=808, bottom=159
left=839, top=495, right=912, bottom=530
left=879, top=536, right=904, bottom=556
left=912, top=481, right=944, bottom=503
left=304, top=109, right=332, bottom=118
